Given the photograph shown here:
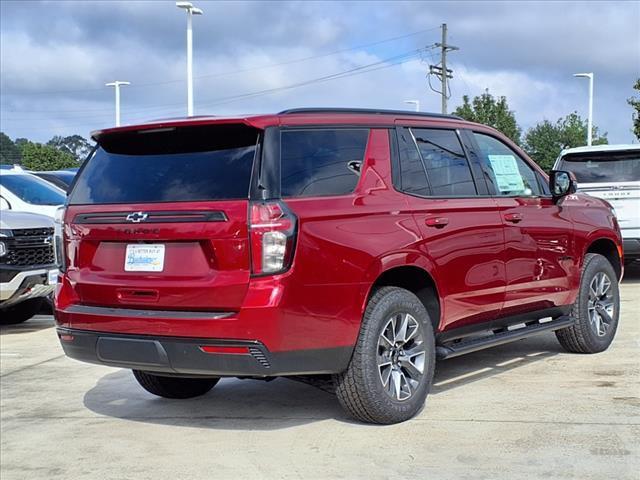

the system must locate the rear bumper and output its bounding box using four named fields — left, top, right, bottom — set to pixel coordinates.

left=56, top=327, right=352, bottom=377
left=0, top=266, right=57, bottom=305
